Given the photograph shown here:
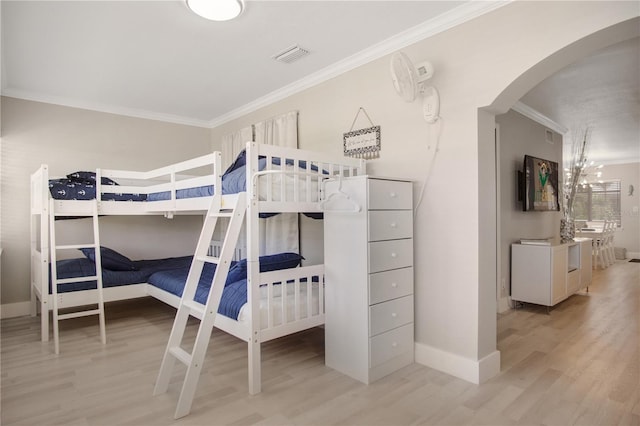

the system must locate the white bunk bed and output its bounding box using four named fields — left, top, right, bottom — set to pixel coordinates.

left=30, top=152, right=223, bottom=343
left=30, top=142, right=365, bottom=416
